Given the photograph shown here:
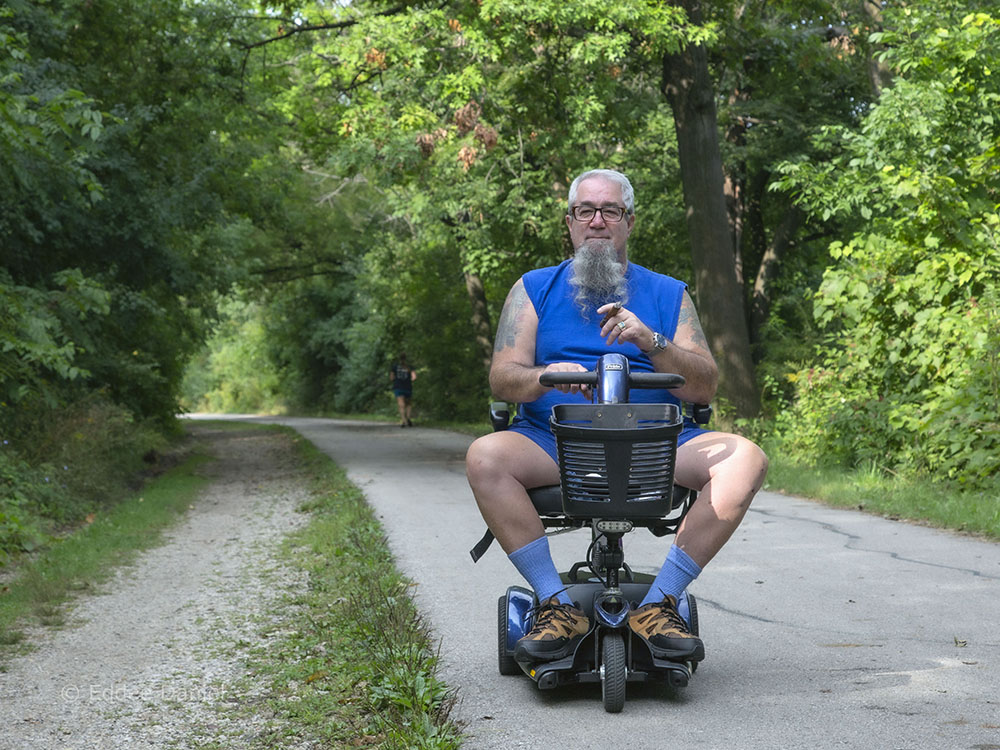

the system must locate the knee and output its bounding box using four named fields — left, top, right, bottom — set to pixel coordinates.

left=750, top=442, right=769, bottom=488
left=736, top=439, right=769, bottom=499
left=465, top=436, right=506, bottom=488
